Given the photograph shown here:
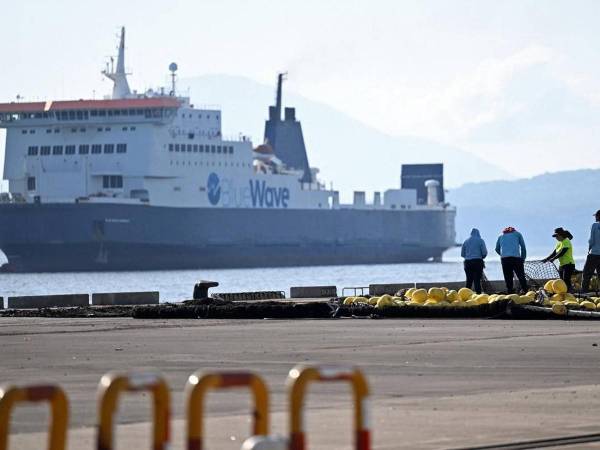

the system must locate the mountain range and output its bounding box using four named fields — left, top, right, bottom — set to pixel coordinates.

left=449, top=169, right=600, bottom=249
left=181, top=74, right=510, bottom=200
